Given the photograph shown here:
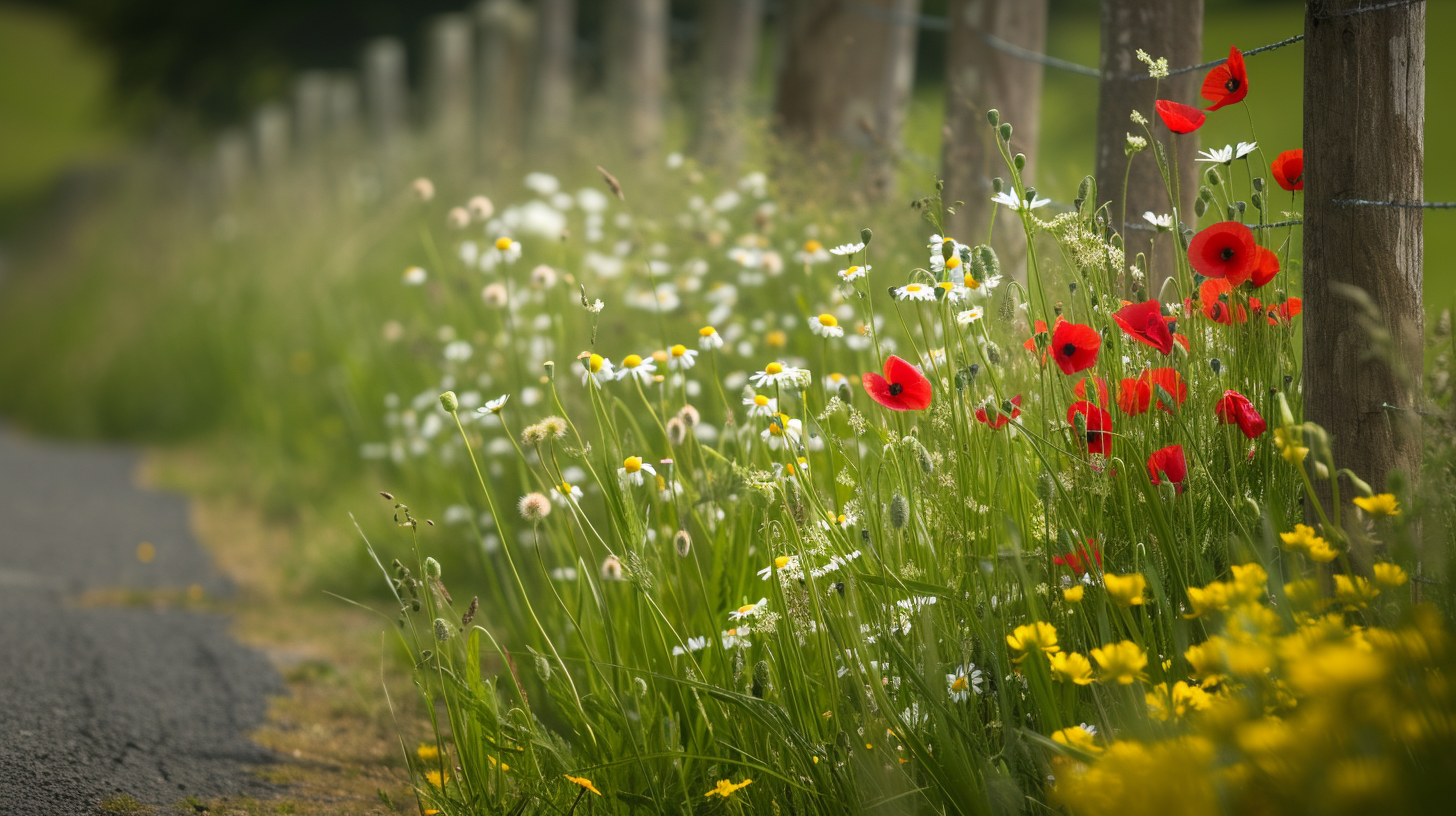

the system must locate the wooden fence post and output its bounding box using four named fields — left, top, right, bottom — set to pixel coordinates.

left=363, top=37, right=410, bottom=151
left=1303, top=0, right=1425, bottom=513
left=476, top=0, right=535, bottom=163
left=293, top=71, right=331, bottom=151
left=1094, top=0, right=1203, bottom=287
left=693, top=0, right=763, bottom=168
left=426, top=13, right=475, bottom=160
left=618, top=0, right=668, bottom=158
left=530, top=0, right=575, bottom=154
left=863, top=0, right=922, bottom=202
left=252, top=103, right=290, bottom=175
